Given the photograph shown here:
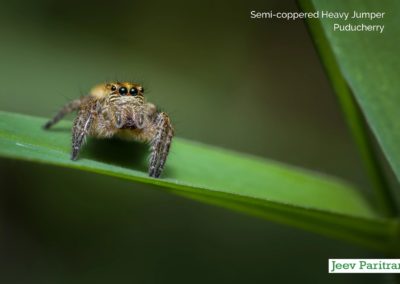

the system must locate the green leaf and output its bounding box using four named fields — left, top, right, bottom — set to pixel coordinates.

left=0, top=111, right=398, bottom=252
left=299, top=0, right=400, bottom=216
